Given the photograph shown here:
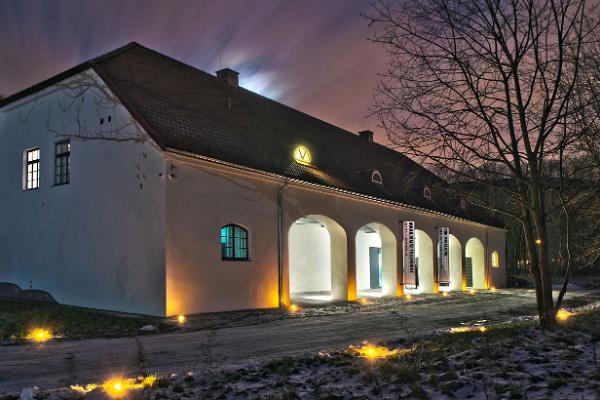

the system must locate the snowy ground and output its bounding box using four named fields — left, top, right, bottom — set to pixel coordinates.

left=2, top=290, right=600, bottom=399
left=15, top=306, right=600, bottom=400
